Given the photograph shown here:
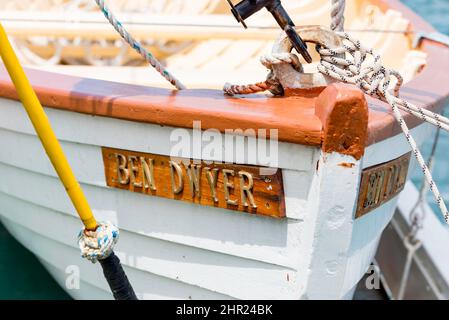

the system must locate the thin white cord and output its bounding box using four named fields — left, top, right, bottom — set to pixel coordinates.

left=94, top=0, right=186, bottom=90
